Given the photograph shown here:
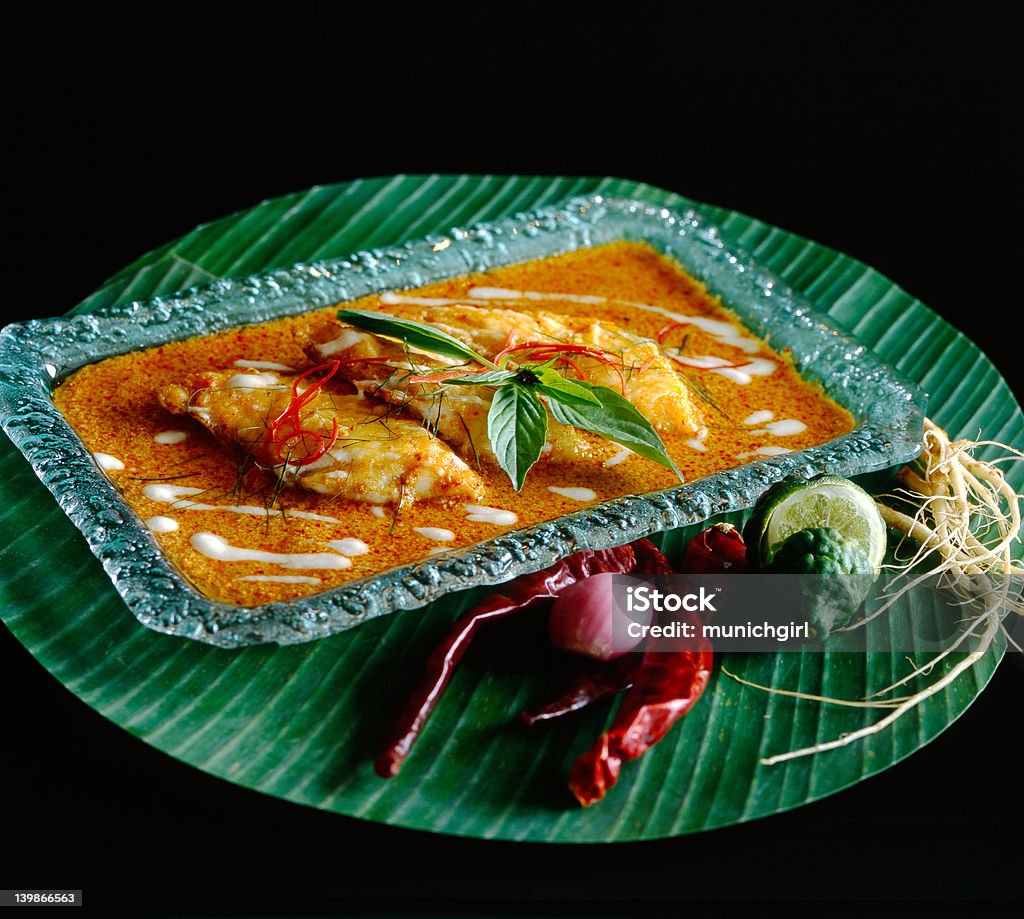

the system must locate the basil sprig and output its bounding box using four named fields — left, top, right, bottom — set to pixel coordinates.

left=337, top=309, right=682, bottom=490
left=487, top=384, right=548, bottom=491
